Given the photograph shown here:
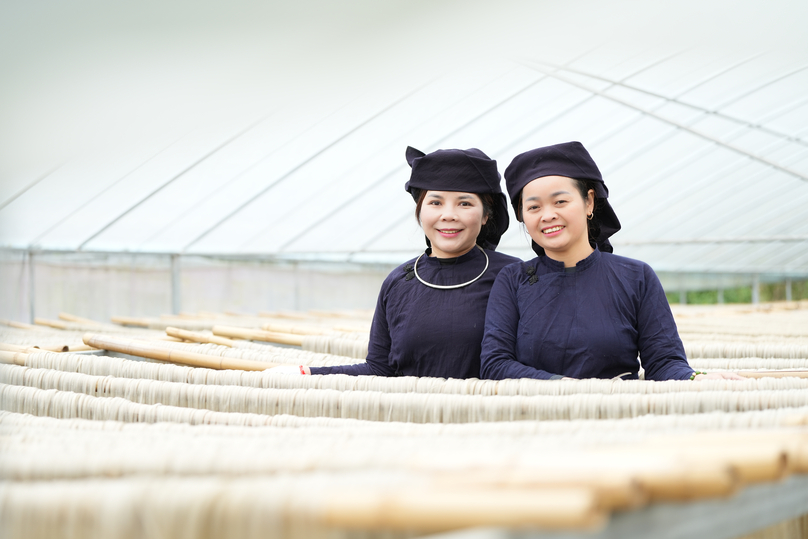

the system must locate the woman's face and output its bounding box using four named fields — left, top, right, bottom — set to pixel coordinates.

left=420, top=190, right=488, bottom=258
left=521, top=175, right=595, bottom=266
